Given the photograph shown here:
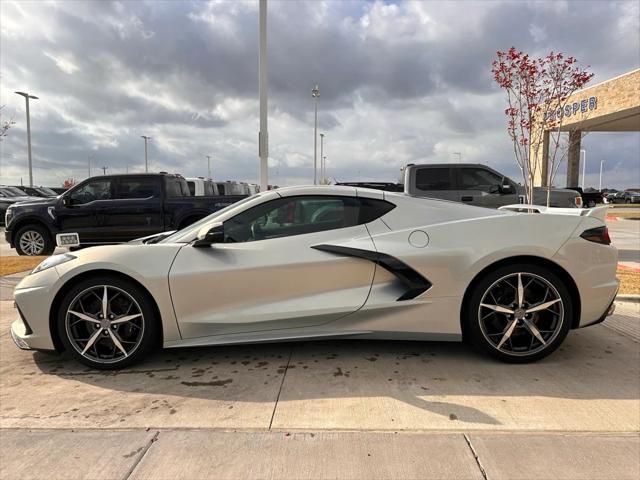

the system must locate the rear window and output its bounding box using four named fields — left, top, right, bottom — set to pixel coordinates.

left=415, top=168, right=453, bottom=191
left=115, top=177, right=160, bottom=199
left=165, top=177, right=190, bottom=197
